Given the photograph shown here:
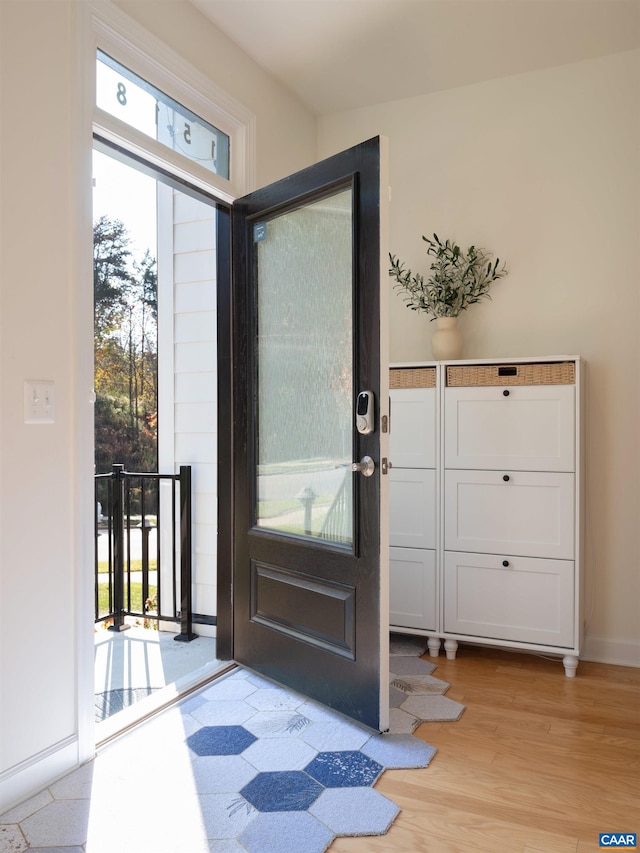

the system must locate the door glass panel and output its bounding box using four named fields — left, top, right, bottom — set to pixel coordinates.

left=256, top=188, right=353, bottom=545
